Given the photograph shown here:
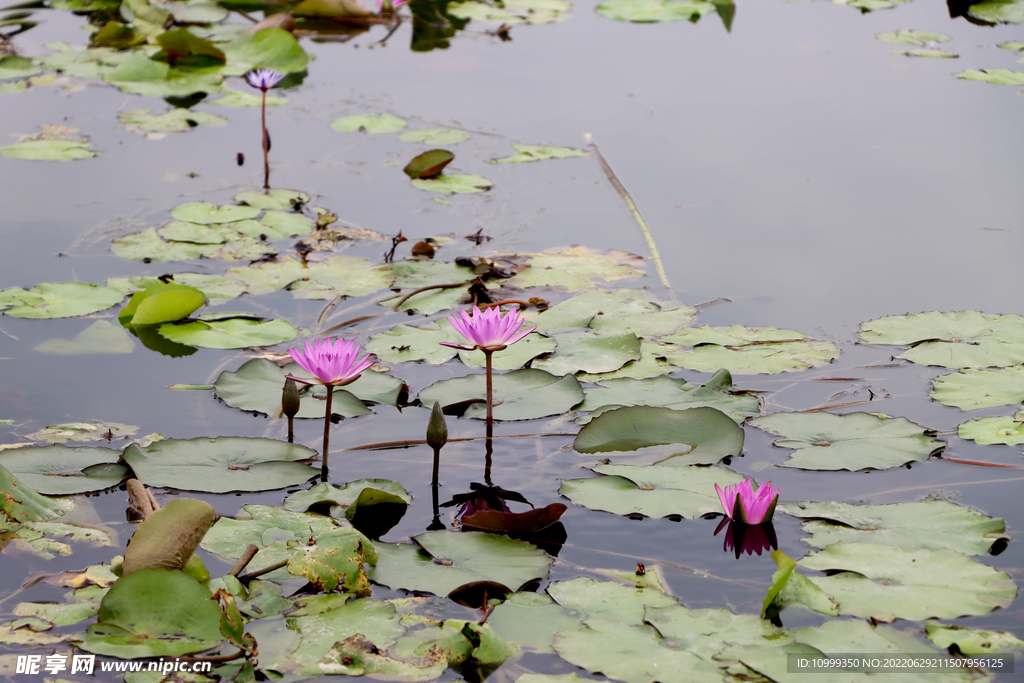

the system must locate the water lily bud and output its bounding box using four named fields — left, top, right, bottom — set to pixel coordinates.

left=427, top=401, right=448, bottom=450
left=282, top=378, right=300, bottom=418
